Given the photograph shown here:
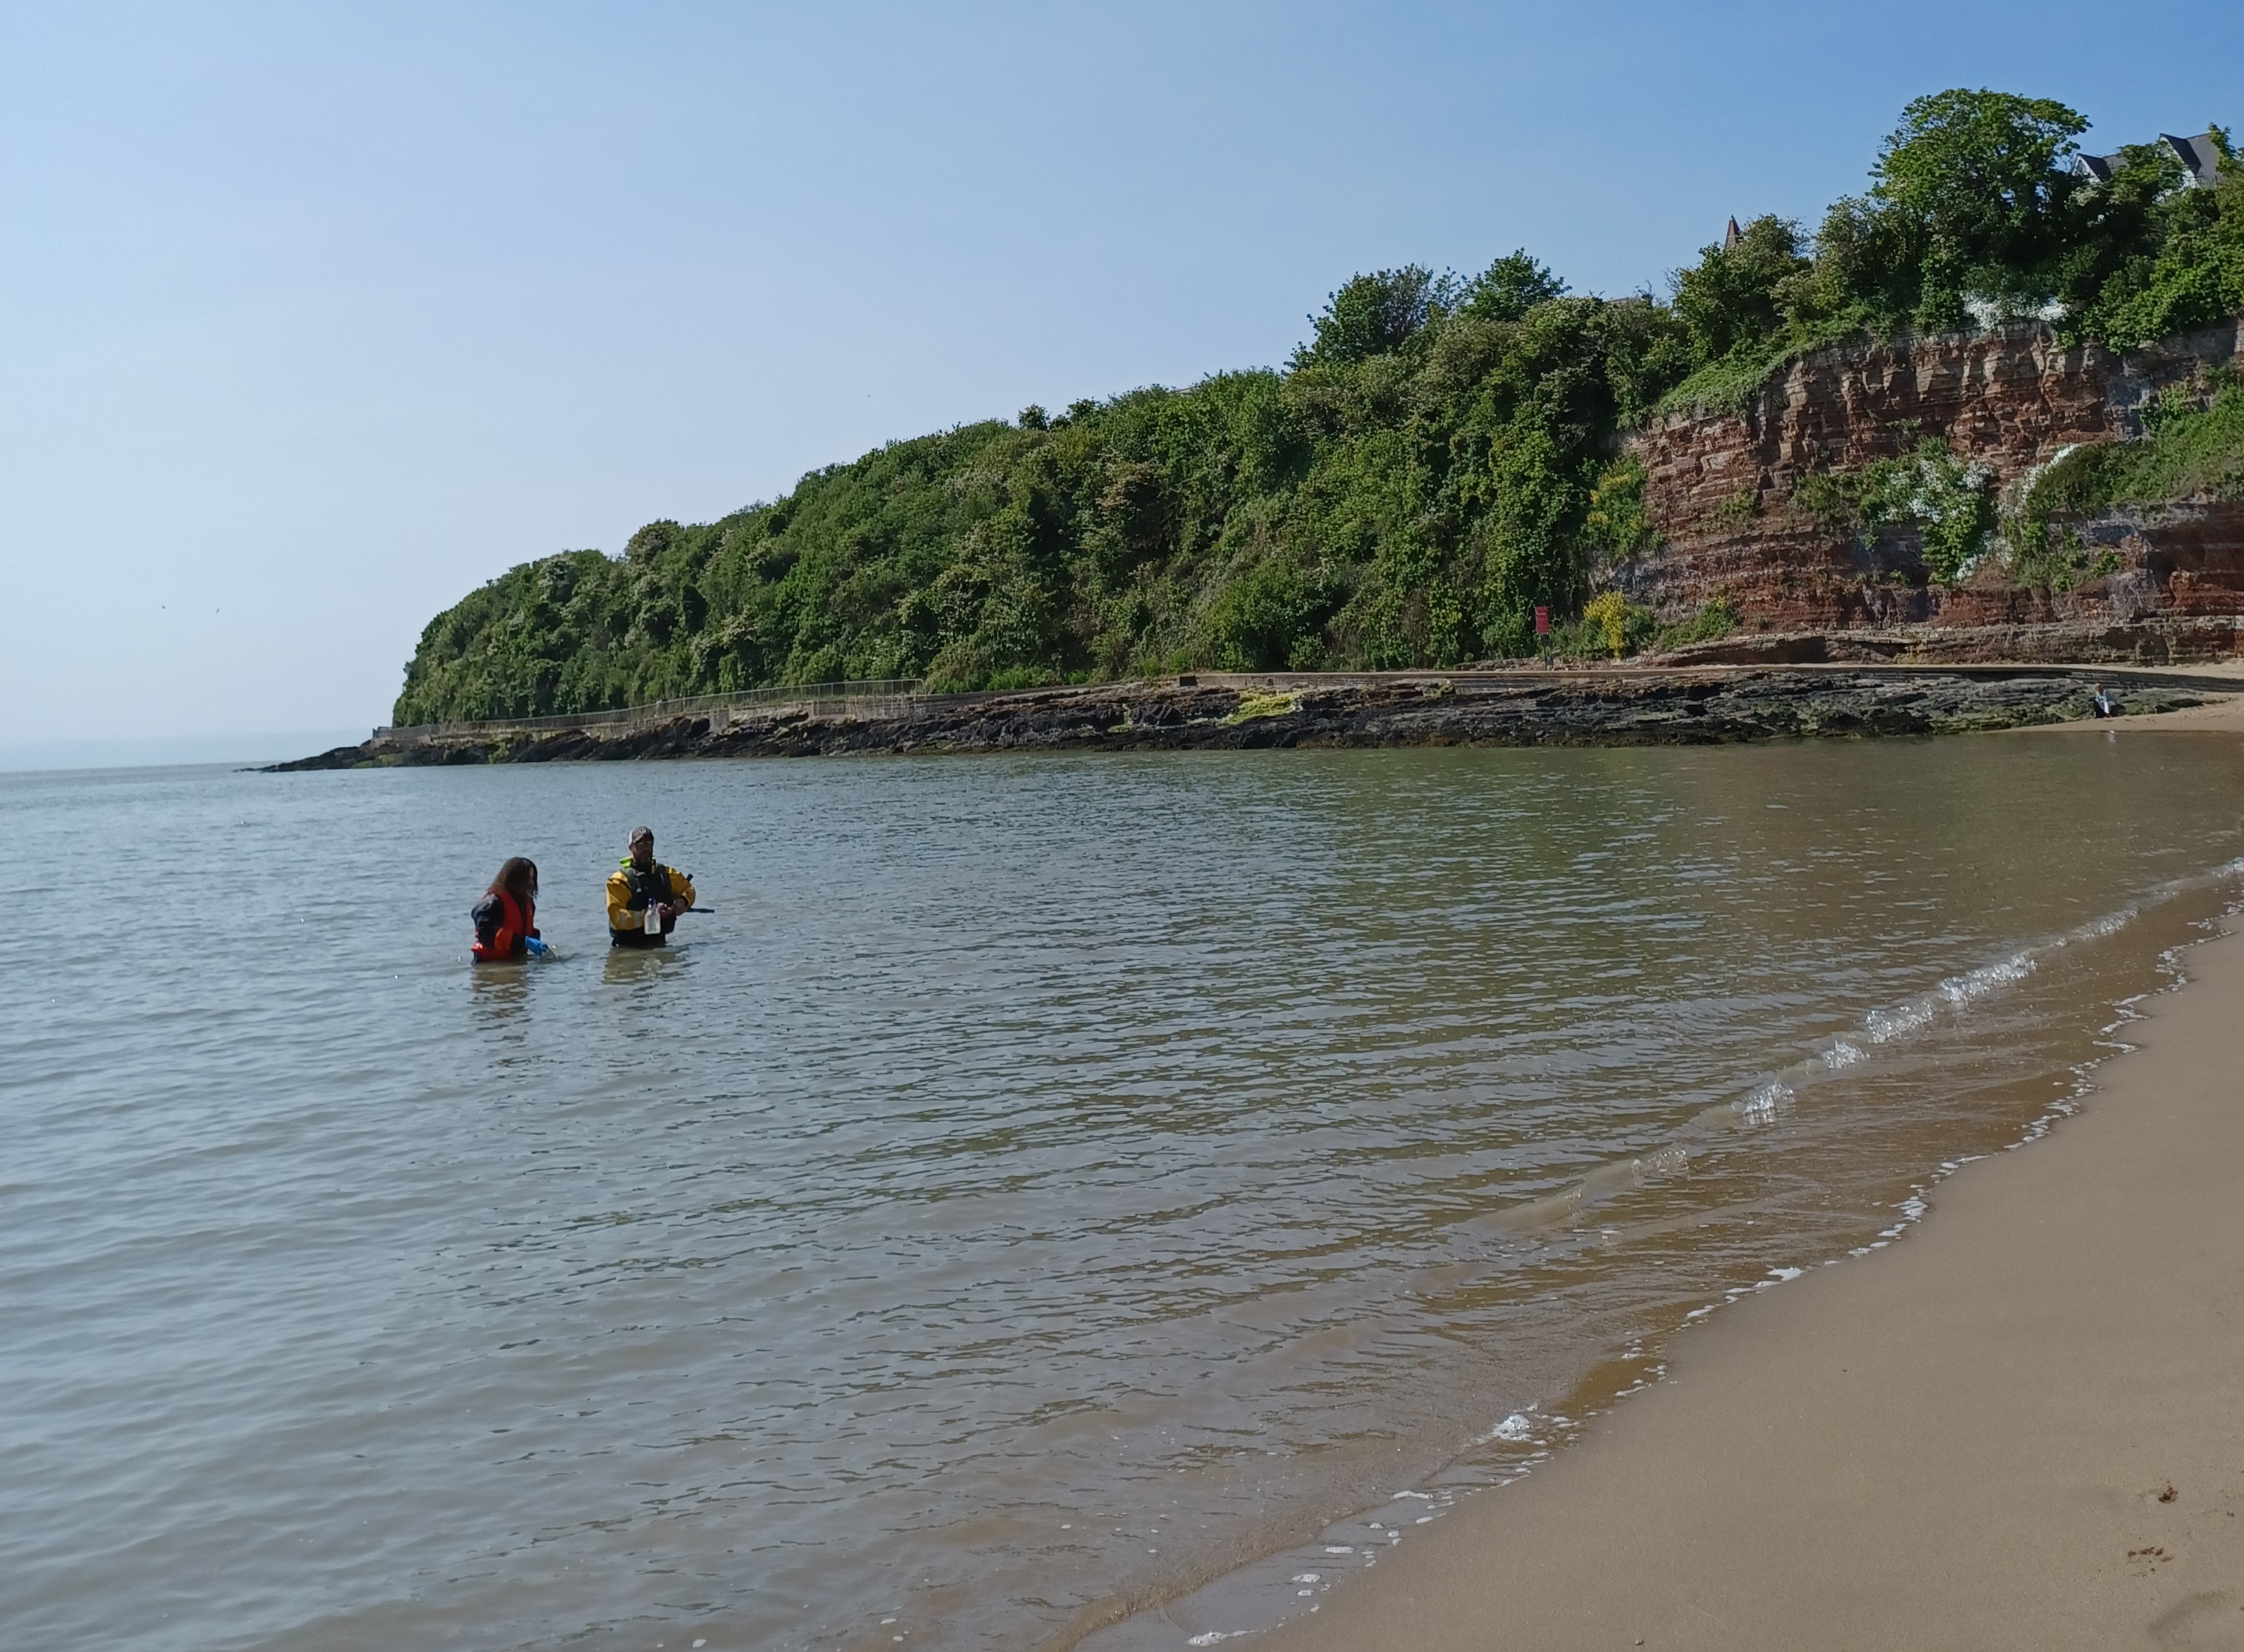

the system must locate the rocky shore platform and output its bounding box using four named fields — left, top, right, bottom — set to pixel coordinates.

left=273, top=664, right=2239, bottom=770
